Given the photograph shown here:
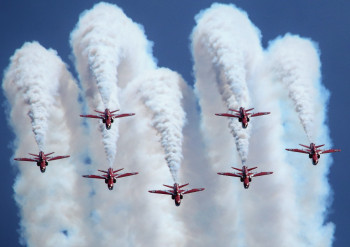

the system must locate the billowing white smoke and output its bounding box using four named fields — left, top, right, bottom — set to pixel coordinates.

left=136, top=68, right=186, bottom=182
left=3, top=42, right=95, bottom=246
left=70, top=2, right=157, bottom=166
left=69, top=3, right=185, bottom=247
left=3, top=42, right=61, bottom=151
left=268, top=34, right=321, bottom=142
left=266, top=35, right=335, bottom=246
left=192, top=3, right=261, bottom=163
left=191, top=3, right=334, bottom=247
